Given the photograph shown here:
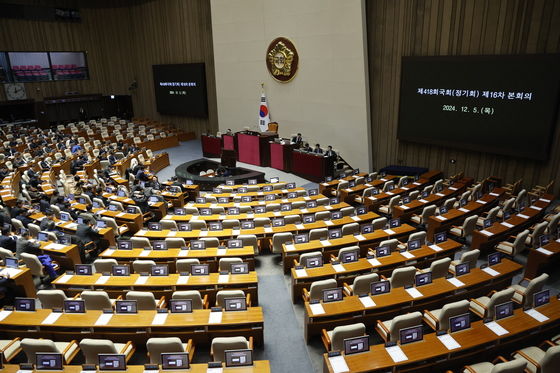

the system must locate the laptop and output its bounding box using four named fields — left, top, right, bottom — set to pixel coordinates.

left=495, top=301, right=514, bottom=320
left=15, top=297, right=36, bottom=311
left=224, top=297, right=247, bottom=311
left=230, top=263, right=249, bottom=274
left=36, top=352, right=63, bottom=371
left=533, top=289, right=550, bottom=308
left=112, top=265, right=130, bottom=276
left=488, top=252, right=501, bottom=266
left=343, top=335, right=370, bottom=355
left=449, top=313, right=471, bottom=333
left=151, top=265, right=169, bottom=276
left=322, top=287, right=343, bottom=303
left=63, top=299, right=86, bottom=313
left=415, top=272, right=432, bottom=287
left=190, top=264, right=209, bottom=275
left=225, top=349, right=253, bottom=367
left=305, top=255, right=323, bottom=268
left=115, top=300, right=137, bottom=314
left=370, top=280, right=390, bottom=295
left=169, top=299, right=193, bottom=313
left=399, top=325, right=423, bottom=345
left=117, top=240, right=132, bottom=250
left=98, top=354, right=126, bottom=371
left=455, top=262, right=470, bottom=276
left=161, top=352, right=190, bottom=370
left=340, top=248, right=359, bottom=263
